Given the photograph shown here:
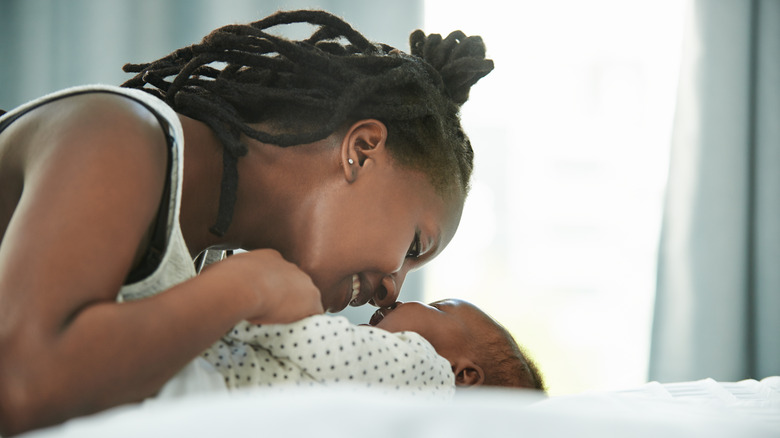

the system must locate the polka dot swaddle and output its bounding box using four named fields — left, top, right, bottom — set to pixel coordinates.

left=203, top=315, right=455, bottom=399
